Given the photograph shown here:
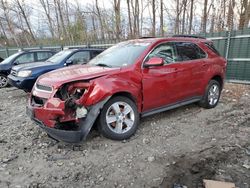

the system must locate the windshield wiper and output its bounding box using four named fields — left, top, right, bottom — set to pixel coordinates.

left=95, top=63, right=112, bottom=68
